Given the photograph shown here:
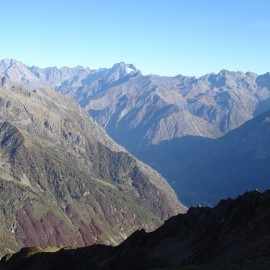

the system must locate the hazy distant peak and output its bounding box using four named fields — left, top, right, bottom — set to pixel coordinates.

left=175, top=74, right=196, bottom=80
left=256, top=72, right=270, bottom=89
left=246, top=71, right=257, bottom=77
left=0, top=58, right=28, bottom=70
left=72, top=65, right=88, bottom=70
left=259, top=71, right=270, bottom=78
left=1, top=58, right=16, bottom=65
left=112, top=62, right=138, bottom=75
left=217, top=69, right=232, bottom=76
left=208, top=70, right=260, bottom=79
left=0, top=59, right=45, bottom=89
left=59, top=65, right=88, bottom=72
